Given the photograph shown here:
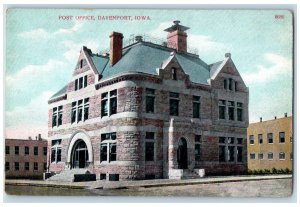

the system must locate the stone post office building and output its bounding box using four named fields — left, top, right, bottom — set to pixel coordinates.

left=48, top=21, right=249, bottom=181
